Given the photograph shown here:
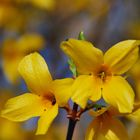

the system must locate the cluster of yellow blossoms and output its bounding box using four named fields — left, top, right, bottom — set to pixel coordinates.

left=1, top=33, right=140, bottom=140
